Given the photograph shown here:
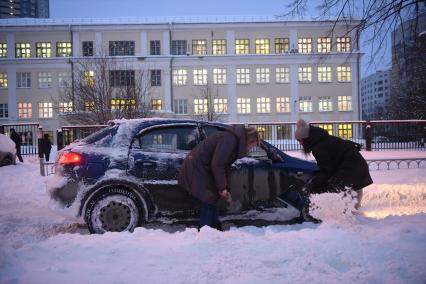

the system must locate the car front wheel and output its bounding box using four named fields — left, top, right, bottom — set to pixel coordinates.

left=85, top=187, right=145, bottom=234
